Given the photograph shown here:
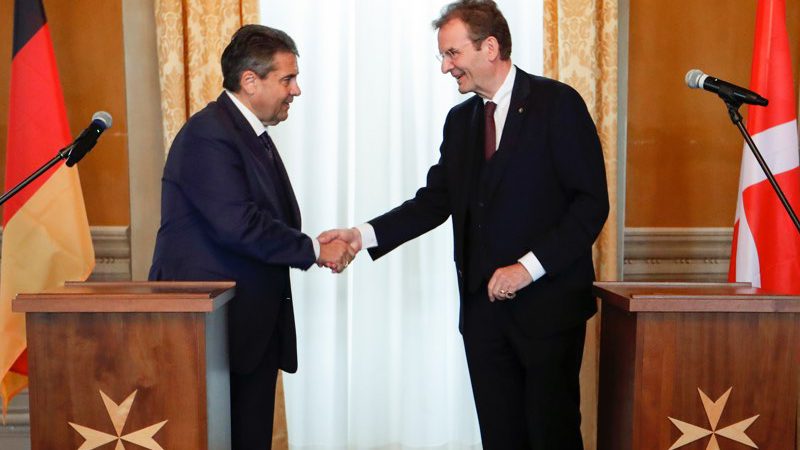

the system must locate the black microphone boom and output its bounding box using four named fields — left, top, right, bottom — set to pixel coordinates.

left=65, top=111, right=113, bottom=167
left=685, top=69, right=768, bottom=107
left=0, top=111, right=113, bottom=206
left=686, top=69, right=800, bottom=235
